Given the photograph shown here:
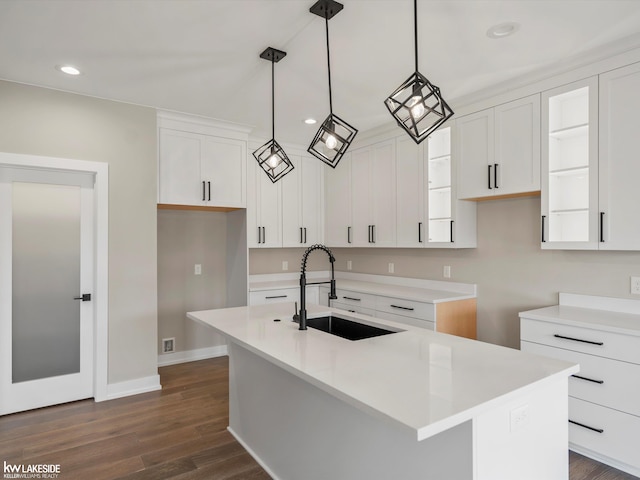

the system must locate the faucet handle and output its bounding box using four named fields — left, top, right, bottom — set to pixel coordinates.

left=293, top=302, right=299, bottom=322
